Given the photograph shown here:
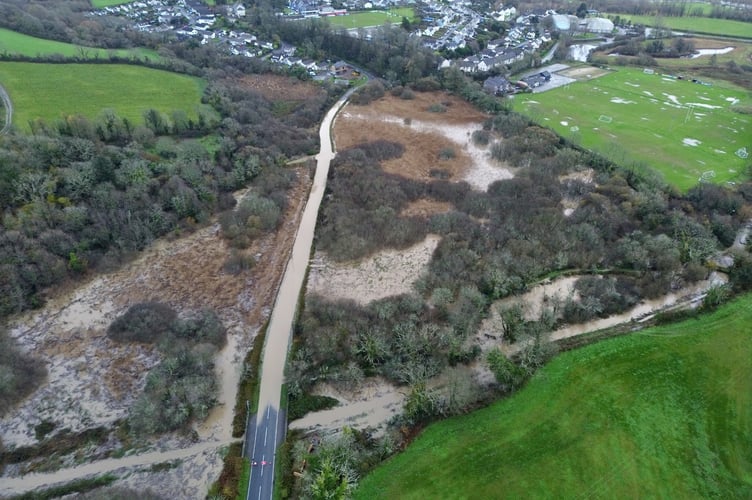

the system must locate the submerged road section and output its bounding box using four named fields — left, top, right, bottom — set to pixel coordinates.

left=245, top=88, right=355, bottom=500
